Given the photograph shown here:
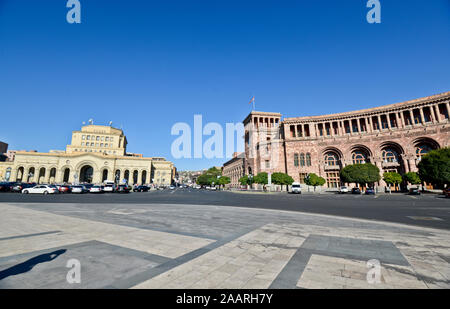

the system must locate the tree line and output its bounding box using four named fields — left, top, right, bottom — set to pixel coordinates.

left=235, top=148, right=450, bottom=190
